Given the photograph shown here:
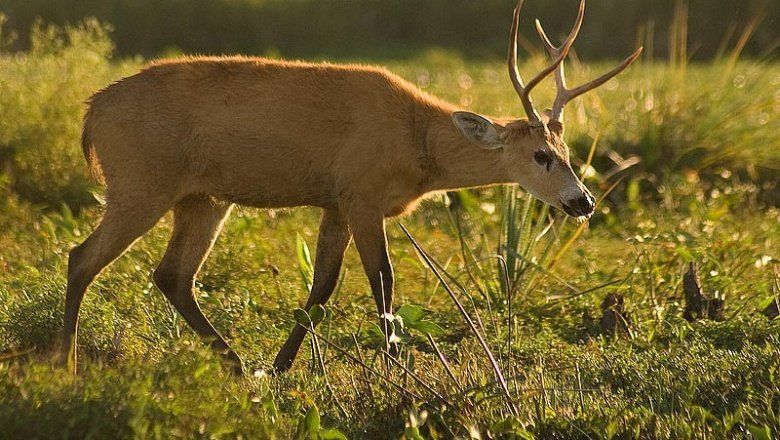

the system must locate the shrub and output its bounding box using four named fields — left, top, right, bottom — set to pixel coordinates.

left=0, top=16, right=138, bottom=210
